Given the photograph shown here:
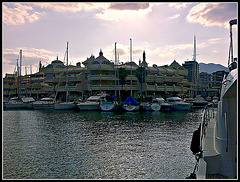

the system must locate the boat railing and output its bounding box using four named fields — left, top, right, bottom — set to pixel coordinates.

left=199, top=104, right=215, bottom=153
